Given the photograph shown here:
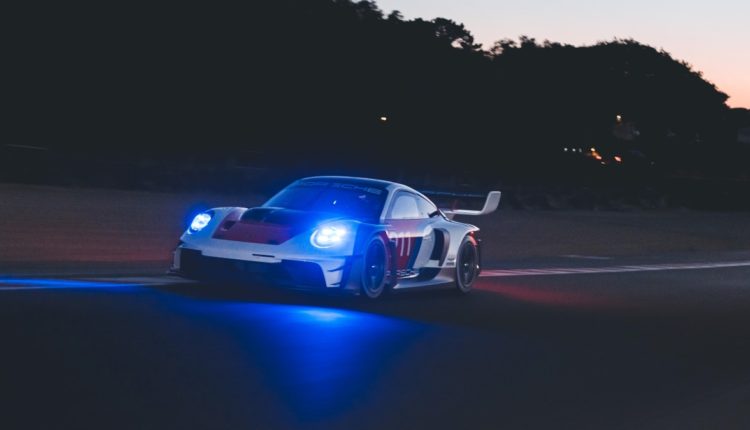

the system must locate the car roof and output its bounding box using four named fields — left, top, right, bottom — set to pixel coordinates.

left=298, top=176, right=432, bottom=204
left=299, top=176, right=406, bottom=191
